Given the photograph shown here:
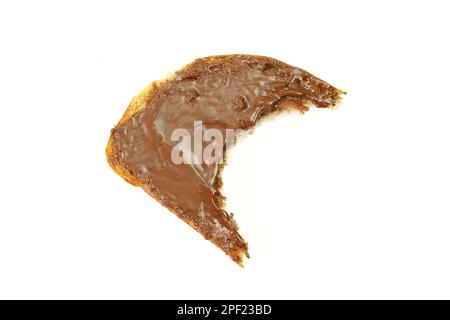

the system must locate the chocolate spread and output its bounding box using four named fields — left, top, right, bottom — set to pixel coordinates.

left=108, top=55, right=343, bottom=265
